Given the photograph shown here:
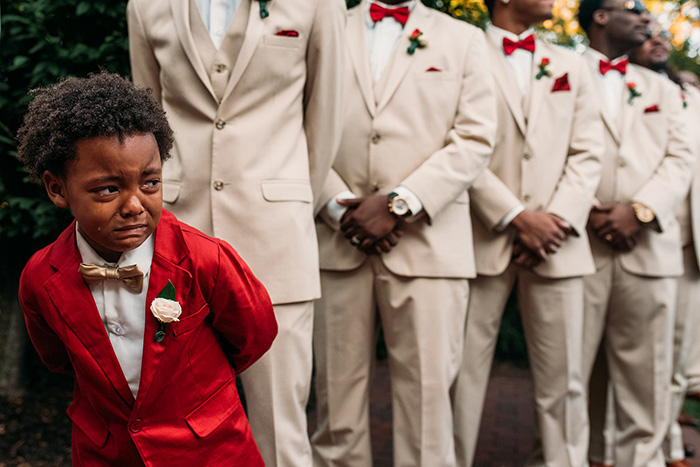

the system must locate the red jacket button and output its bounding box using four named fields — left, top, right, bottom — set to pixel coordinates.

left=129, top=419, right=143, bottom=433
